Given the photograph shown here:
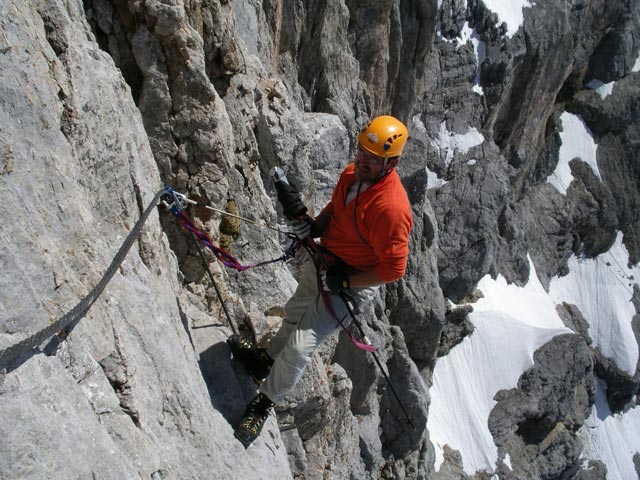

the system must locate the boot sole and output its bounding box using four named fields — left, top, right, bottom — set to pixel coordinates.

left=234, top=429, right=255, bottom=449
